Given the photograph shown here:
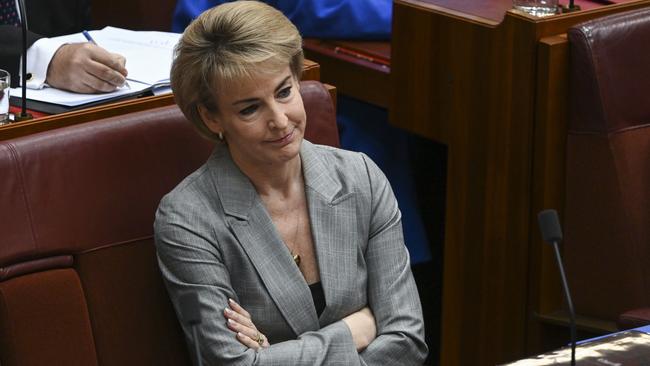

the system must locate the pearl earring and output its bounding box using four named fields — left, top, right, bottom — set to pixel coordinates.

left=218, top=132, right=223, bottom=140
